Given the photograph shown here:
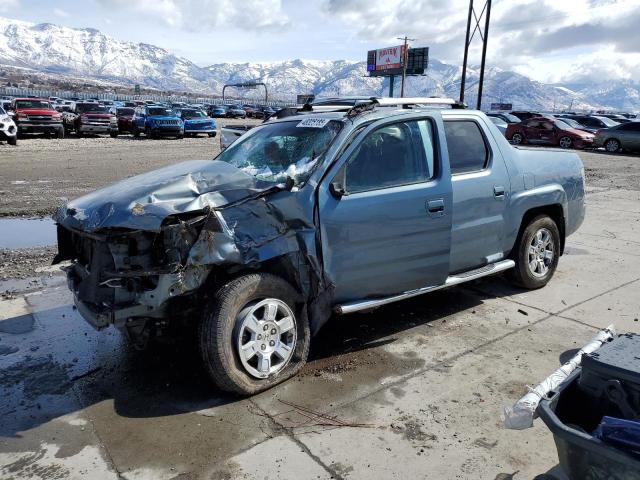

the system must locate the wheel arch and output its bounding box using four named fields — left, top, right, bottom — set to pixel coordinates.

left=603, top=137, right=622, bottom=150
left=512, top=204, right=566, bottom=257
